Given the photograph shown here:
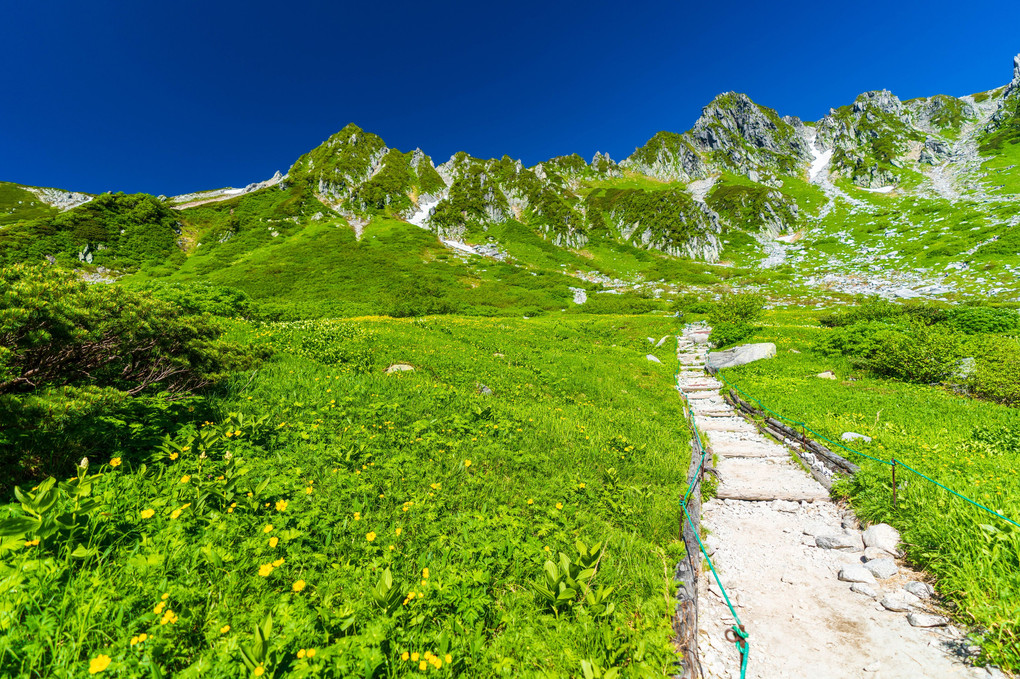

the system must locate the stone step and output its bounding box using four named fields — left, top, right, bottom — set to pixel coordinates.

left=714, top=459, right=829, bottom=502
left=693, top=409, right=737, bottom=418
left=680, top=383, right=721, bottom=392
left=685, top=390, right=720, bottom=400
left=710, top=440, right=788, bottom=458
left=694, top=418, right=757, bottom=433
